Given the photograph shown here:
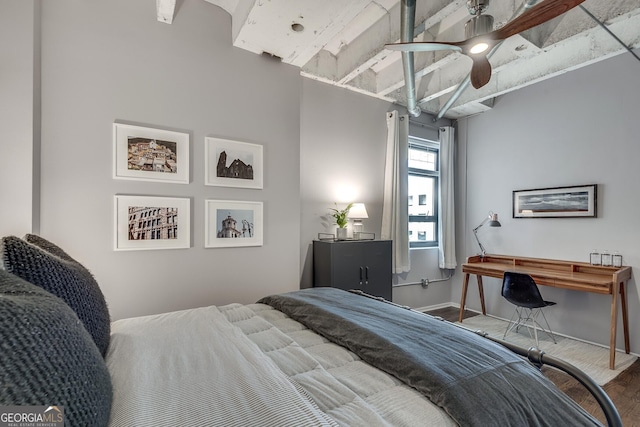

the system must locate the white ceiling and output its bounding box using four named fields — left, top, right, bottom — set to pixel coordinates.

left=162, top=0, right=640, bottom=119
